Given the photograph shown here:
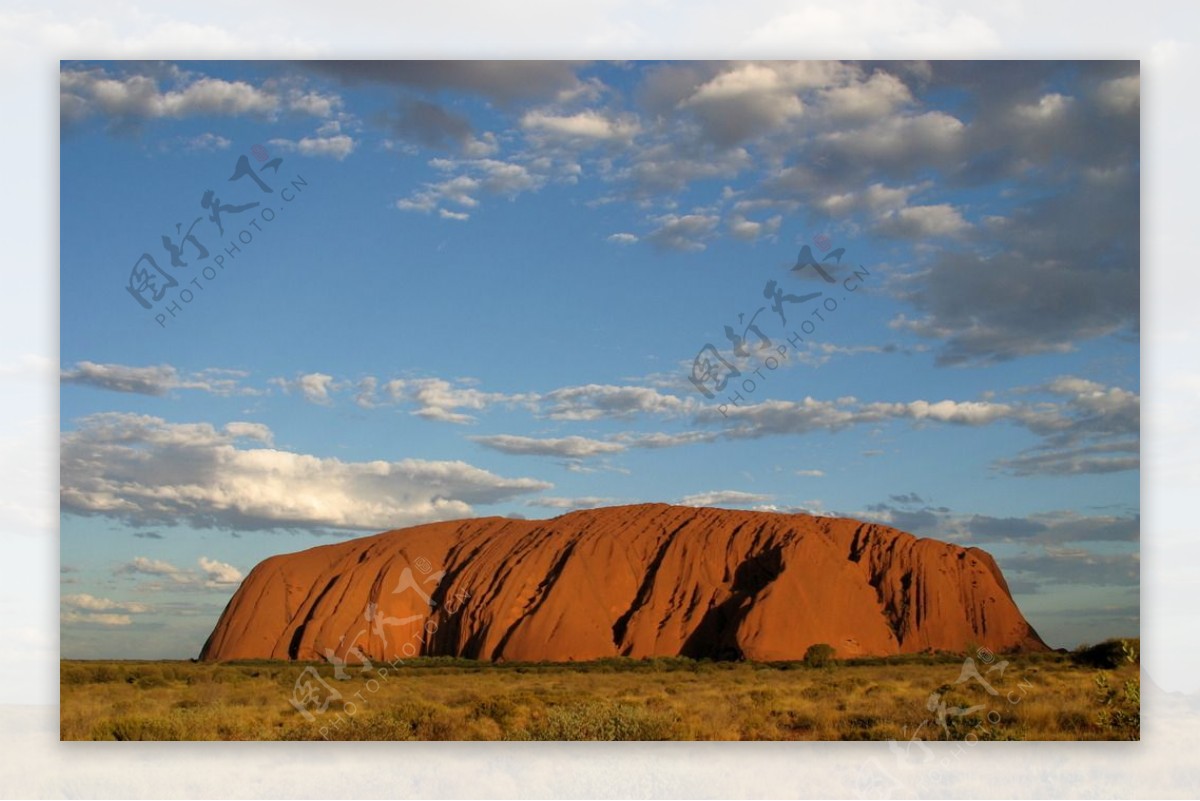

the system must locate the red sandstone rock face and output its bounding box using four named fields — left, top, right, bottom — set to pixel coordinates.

left=200, top=504, right=1047, bottom=663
